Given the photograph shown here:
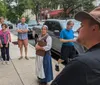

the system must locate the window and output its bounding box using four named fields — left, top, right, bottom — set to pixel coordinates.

left=44, top=21, right=62, bottom=32
left=44, top=21, right=54, bottom=31
left=54, top=21, right=62, bottom=31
